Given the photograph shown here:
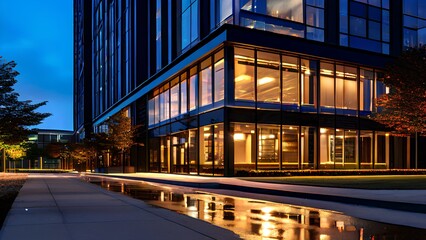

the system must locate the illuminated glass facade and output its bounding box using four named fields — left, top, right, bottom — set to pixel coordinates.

left=74, top=0, right=422, bottom=176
